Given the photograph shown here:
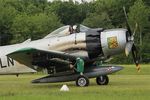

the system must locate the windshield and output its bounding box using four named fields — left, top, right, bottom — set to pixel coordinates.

left=44, top=25, right=70, bottom=38
left=79, top=24, right=90, bottom=32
